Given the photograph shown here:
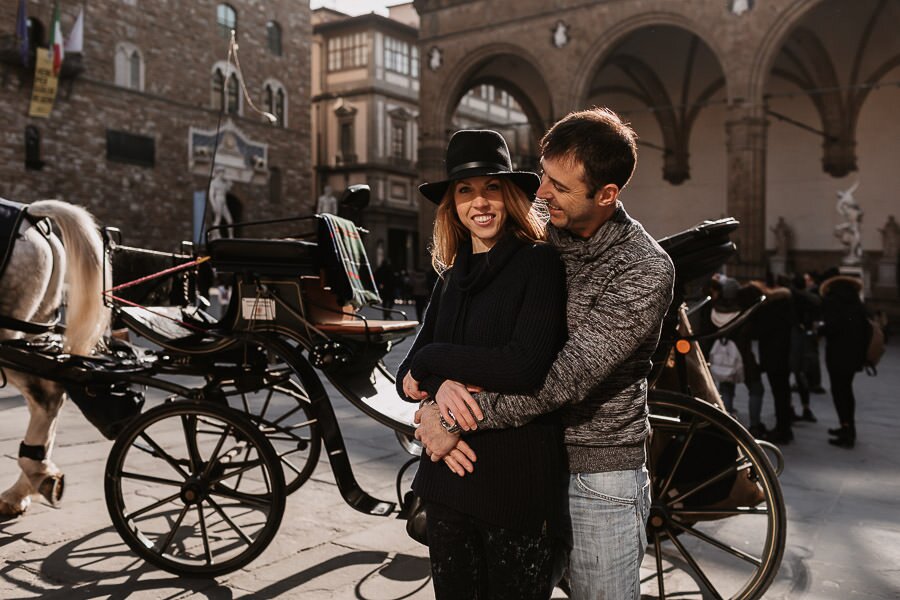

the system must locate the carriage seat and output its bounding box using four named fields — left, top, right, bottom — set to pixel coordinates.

left=207, top=238, right=318, bottom=278
left=657, top=218, right=740, bottom=284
